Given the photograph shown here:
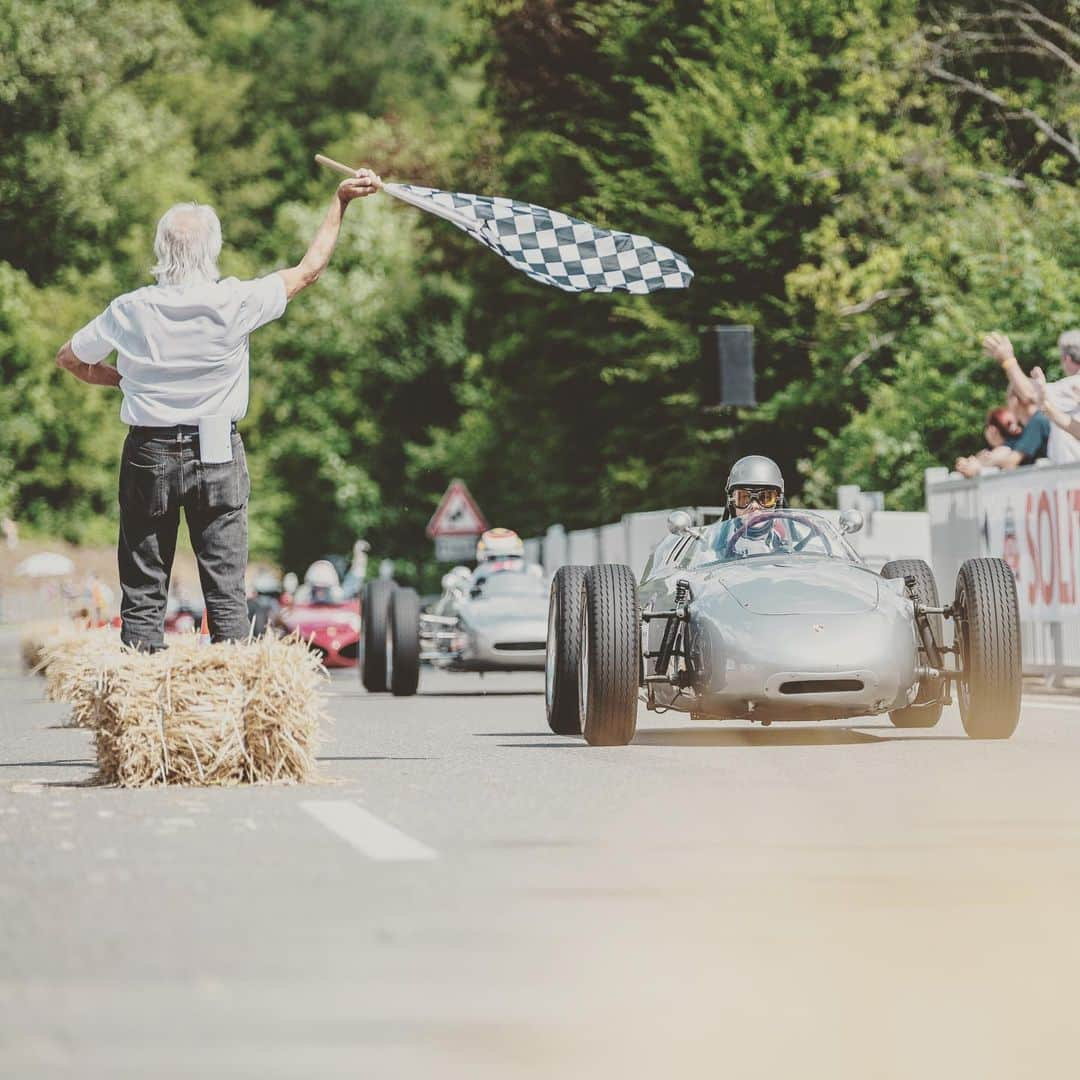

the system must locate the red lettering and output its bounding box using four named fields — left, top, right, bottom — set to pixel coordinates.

left=1068, top=489, right=1080, bottom=608
left=1025, top=491, right=1039, bottom=607
left=1062, top=489, right=1075, bottom=606
left=1037, top=491, right=1056, bottom=608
